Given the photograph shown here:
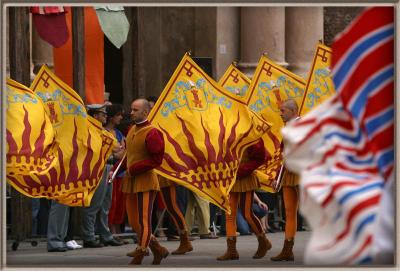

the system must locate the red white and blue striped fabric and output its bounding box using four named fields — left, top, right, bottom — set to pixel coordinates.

left=332, top=7, right=394, bottom=180
left=281, top=7, right=394, bottom=265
